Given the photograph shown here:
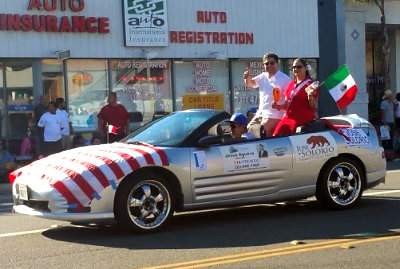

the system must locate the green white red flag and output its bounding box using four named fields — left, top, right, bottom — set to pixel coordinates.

left=323, top=65, right=358, bottom=109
